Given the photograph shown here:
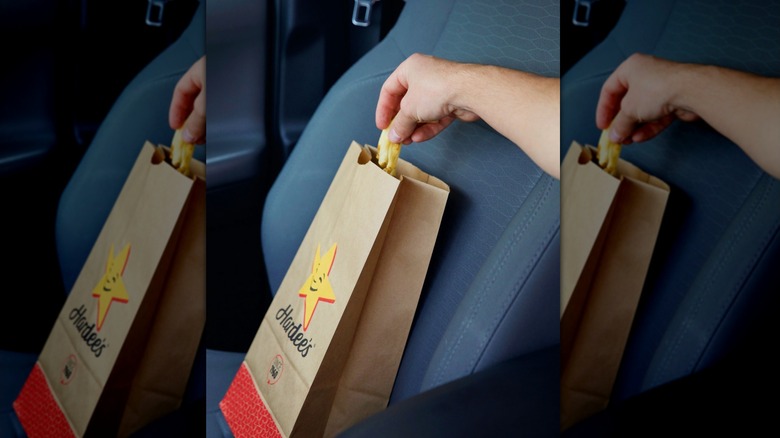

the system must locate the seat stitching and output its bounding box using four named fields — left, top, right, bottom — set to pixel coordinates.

left=655, top=177, right=779, bottom=382
left=430, top=173, right=551, bottom=386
